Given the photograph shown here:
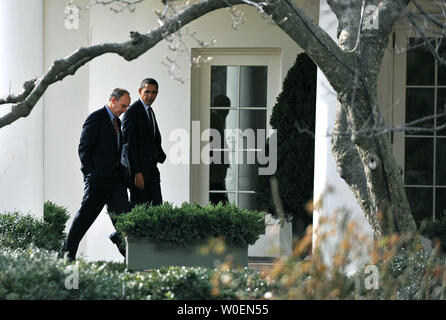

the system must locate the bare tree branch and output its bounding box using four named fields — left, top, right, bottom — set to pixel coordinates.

left=327, top=0, right=362, bottom=51
left=0, top=79, right=37, bottom=106
left=0, top=0, right=255, bottom=129
left=400, top=0, right=446, bottom=67
left=264, top=0, right=354, bottom=94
